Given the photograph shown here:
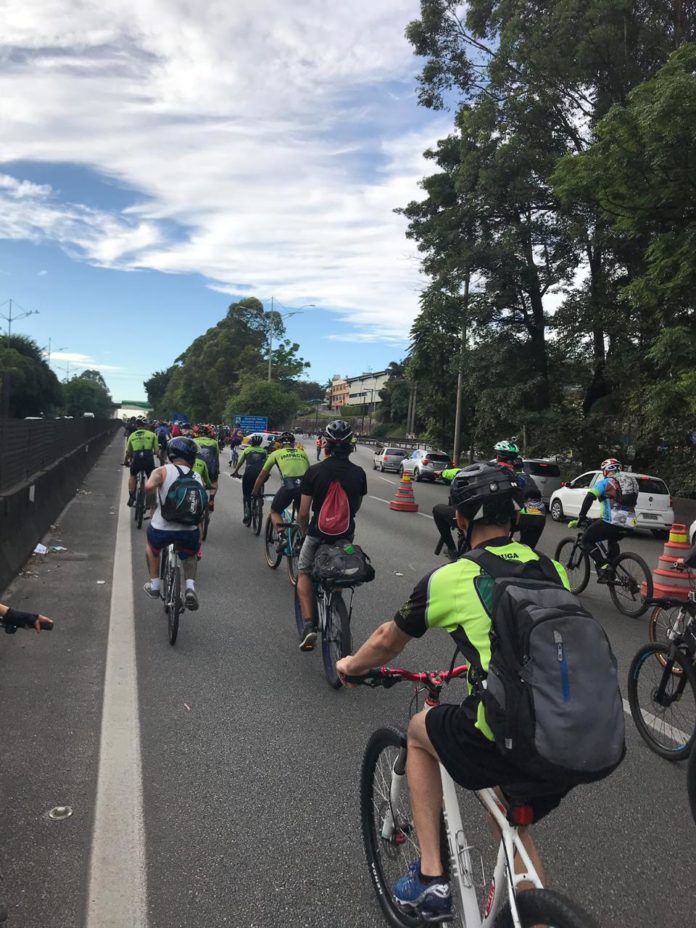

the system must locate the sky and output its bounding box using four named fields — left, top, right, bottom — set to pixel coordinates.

left=0, top=0, right=454, bottom=403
